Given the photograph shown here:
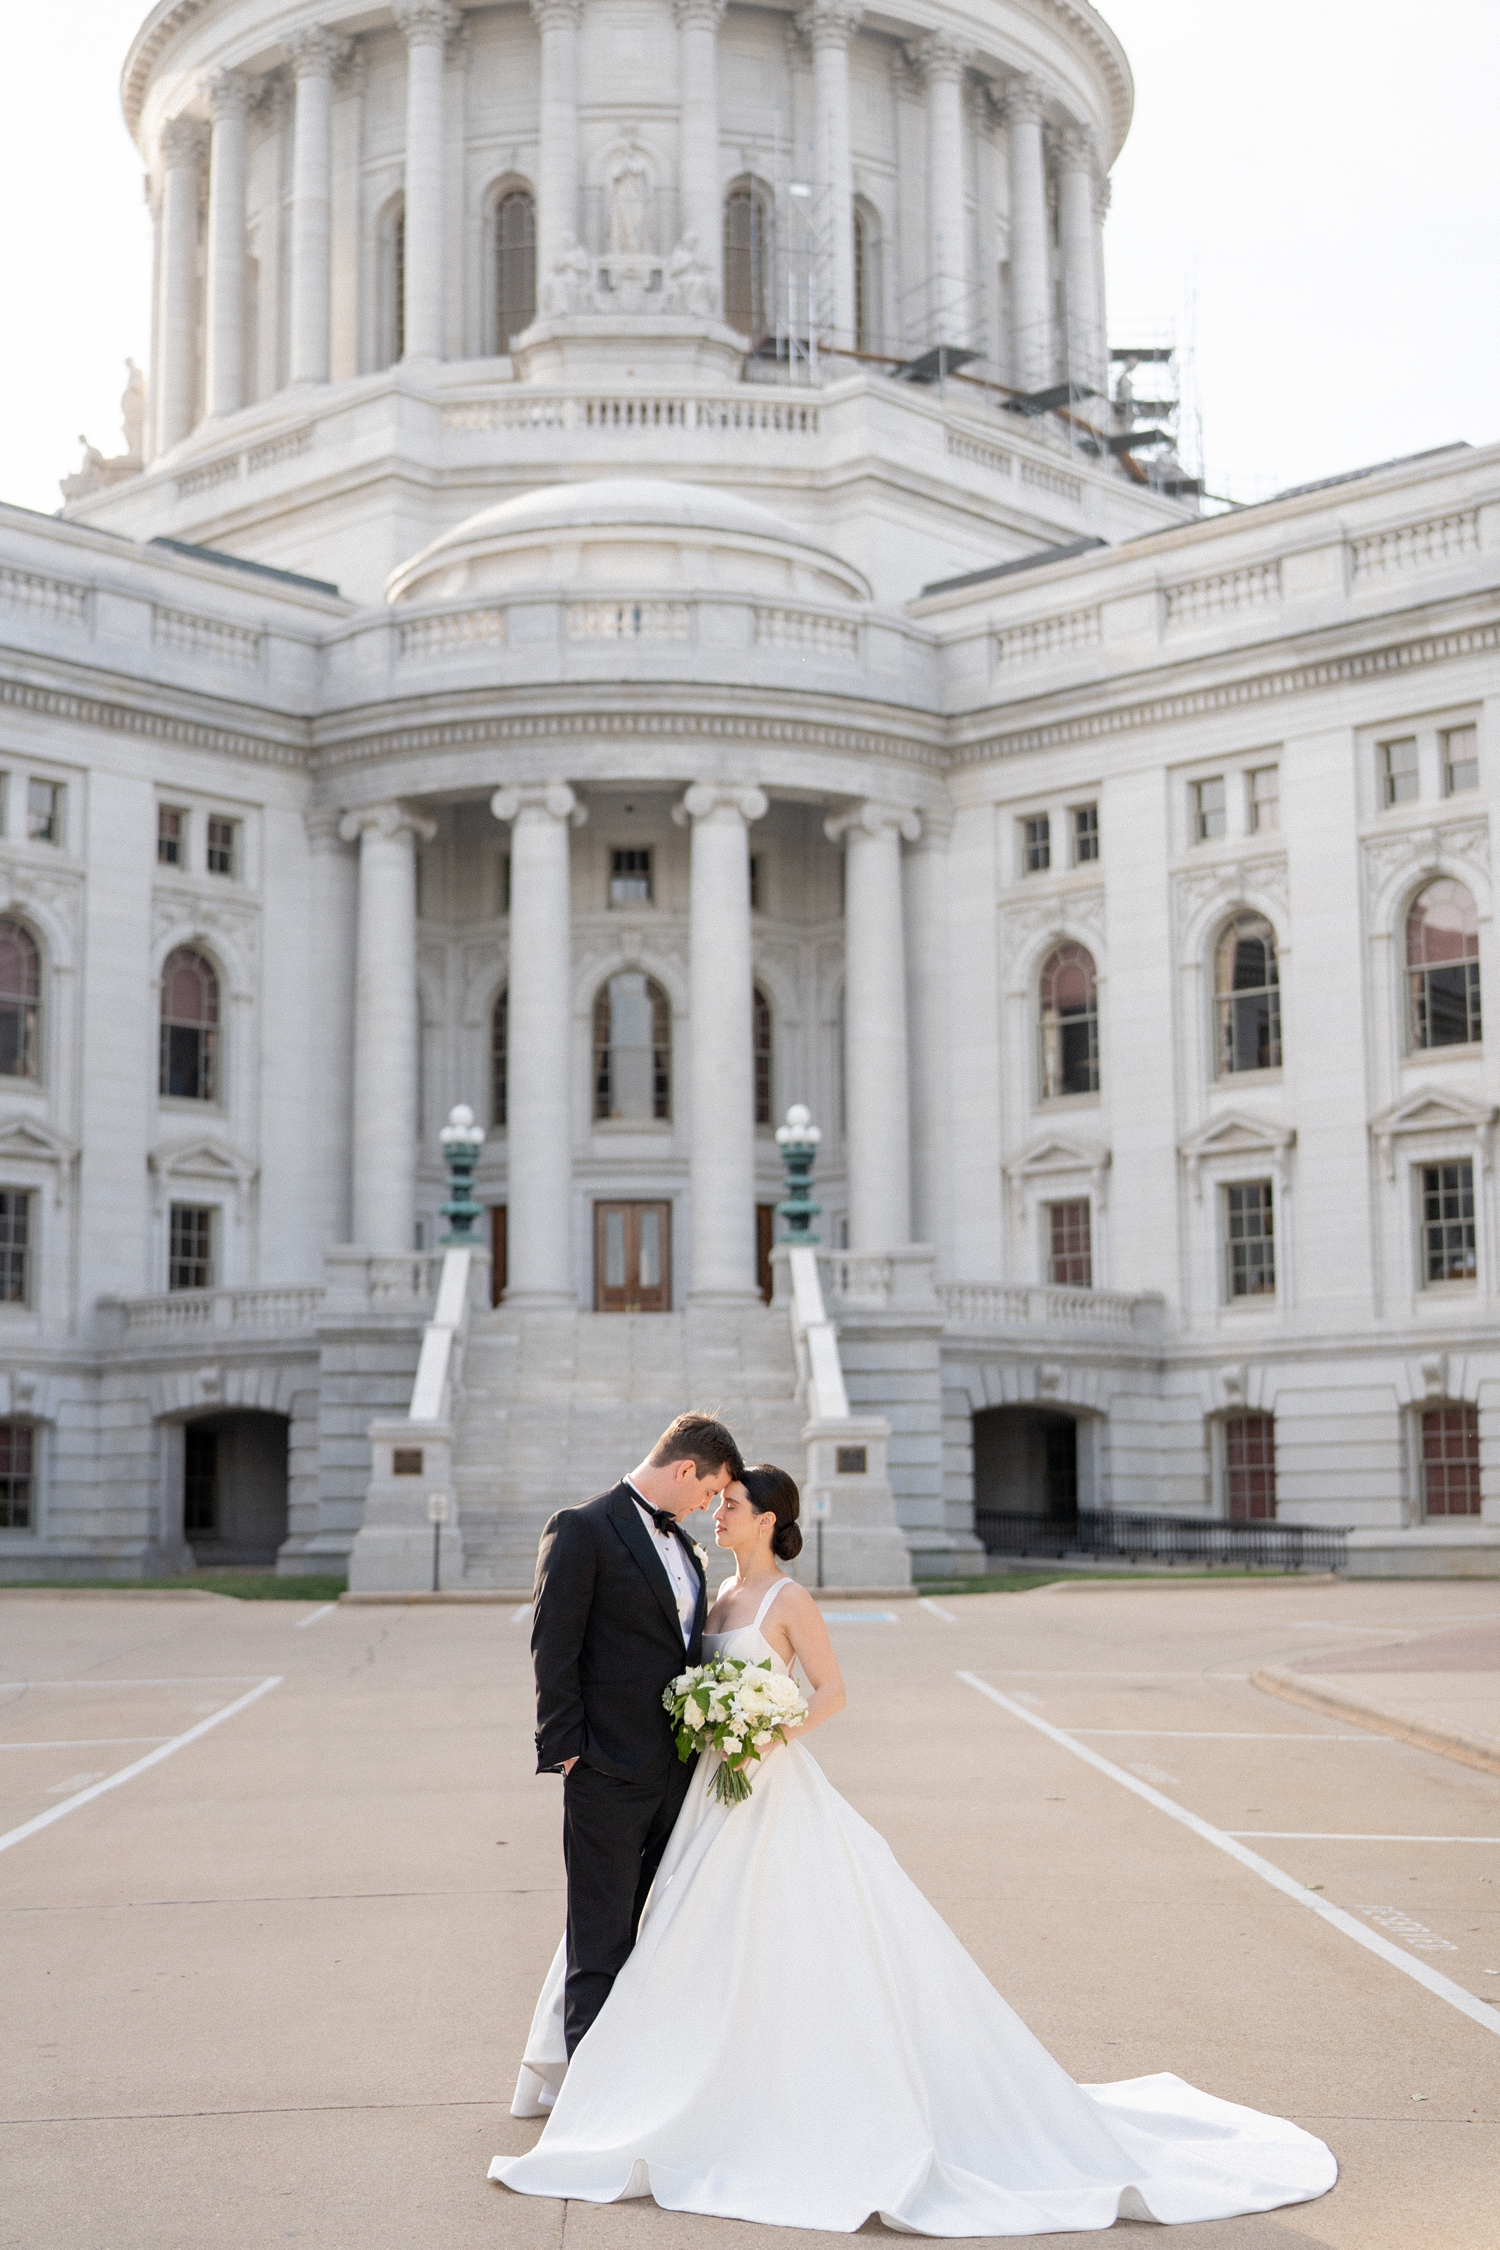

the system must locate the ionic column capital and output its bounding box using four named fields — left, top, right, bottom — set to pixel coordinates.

left=203, top=67, right=254, bottom=120
left=305, top=805, right=351, bottom=850
left=825, top=800, right=922, bottom=845
left=490, top=782, right=587, bottom=827
left=284, top=26, right=351, bottom=78
left=673, top=783, right=768, bottom=827
left=795, top=0, right=863, bottom=53
left=1002, top=73, right=1046, bottom=127
left=159, top=117, right=208, bottom=168
left=671, top=0, right=728, bottom=25
left=528, top=0, right=584, bottom=27
left=338, top=800, right=438, bottom=845
left=394, top=0, right=463, bottom=47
